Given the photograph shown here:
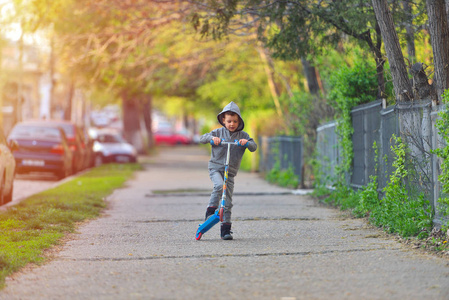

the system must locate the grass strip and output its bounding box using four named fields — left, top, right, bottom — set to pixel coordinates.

left=0, top=163, right=141, bottom=288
